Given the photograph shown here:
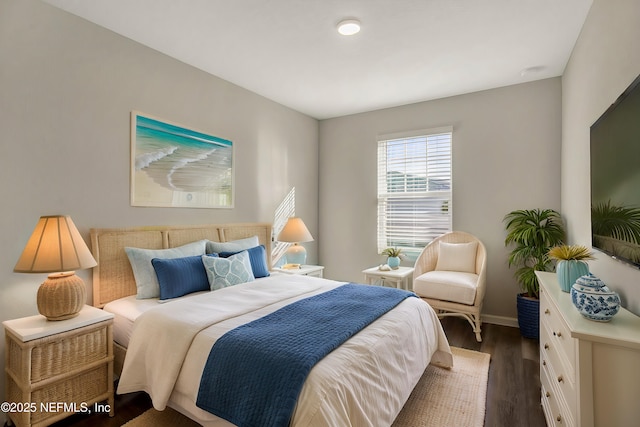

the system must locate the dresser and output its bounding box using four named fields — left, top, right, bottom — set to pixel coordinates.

left=3, top=306, right=114, bottom=427
left=536, top=271, right=640, bottom=427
